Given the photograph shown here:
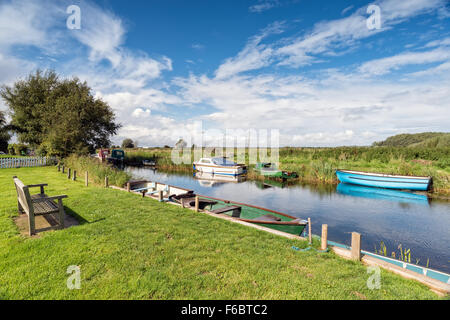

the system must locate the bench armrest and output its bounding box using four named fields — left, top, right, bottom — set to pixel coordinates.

left=32, top=195, right=68, bottom=203
left=27, top=183, right=48, bottom=188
